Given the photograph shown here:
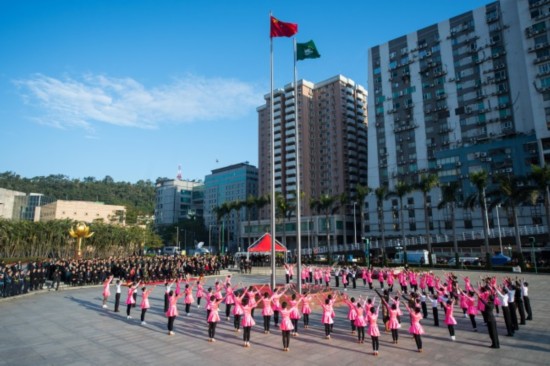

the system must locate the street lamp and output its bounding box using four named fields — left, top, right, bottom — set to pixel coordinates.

left=495, top=204, right=503, bottom=254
